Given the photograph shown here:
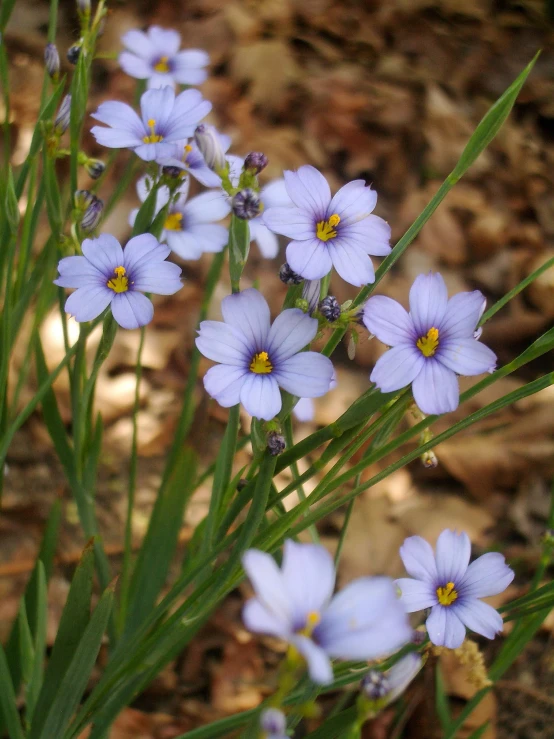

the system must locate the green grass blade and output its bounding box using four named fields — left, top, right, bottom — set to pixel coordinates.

left=0, top=643, right=25, bottom=739
left=25, top=563, right=48, bottom=724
